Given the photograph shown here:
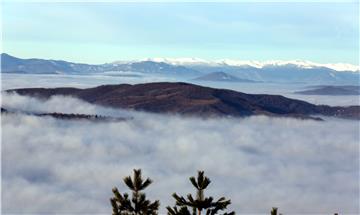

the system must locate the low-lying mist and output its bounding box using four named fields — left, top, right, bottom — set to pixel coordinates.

left=1, top=93, right=359, bottom=214
left=2, top=73, right=359, bottom=106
